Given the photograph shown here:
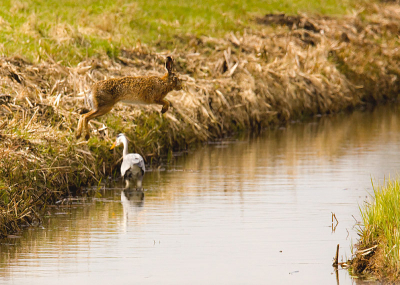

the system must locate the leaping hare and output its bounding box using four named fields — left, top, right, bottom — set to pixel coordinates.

left=76, top=56, right=183, bottom=140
